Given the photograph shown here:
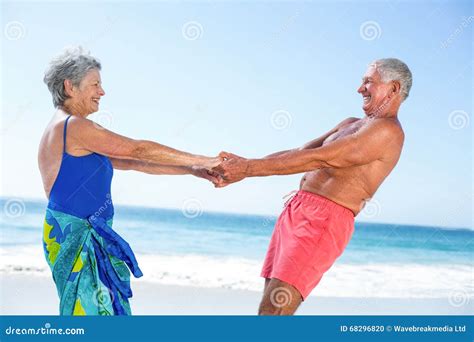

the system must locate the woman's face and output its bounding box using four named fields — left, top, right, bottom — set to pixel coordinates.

left=70, top=69, right=105, bottom=115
